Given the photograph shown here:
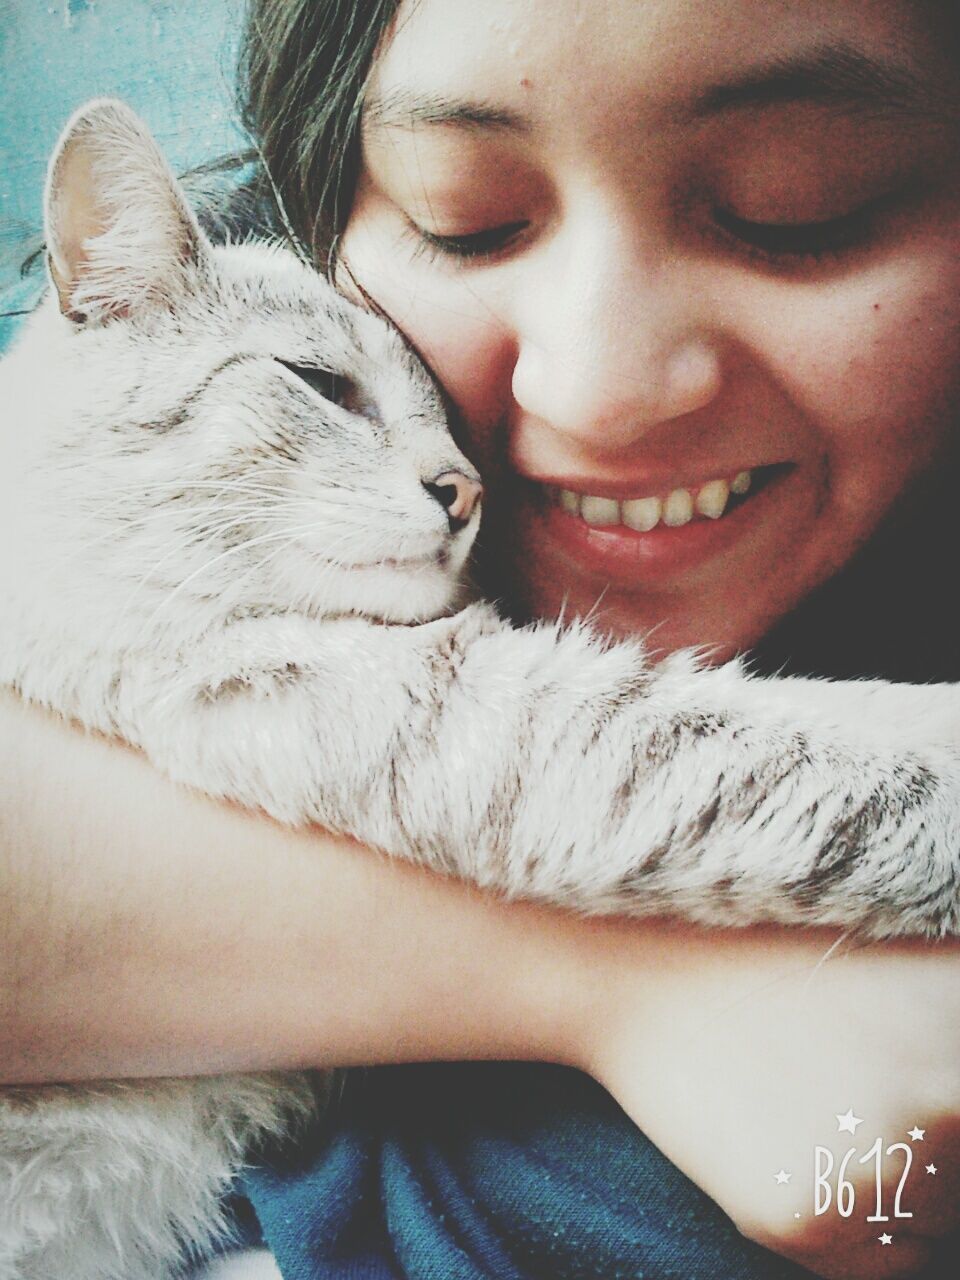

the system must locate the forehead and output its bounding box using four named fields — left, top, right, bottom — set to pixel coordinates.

left=367, top=0, right=954, bottom=138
